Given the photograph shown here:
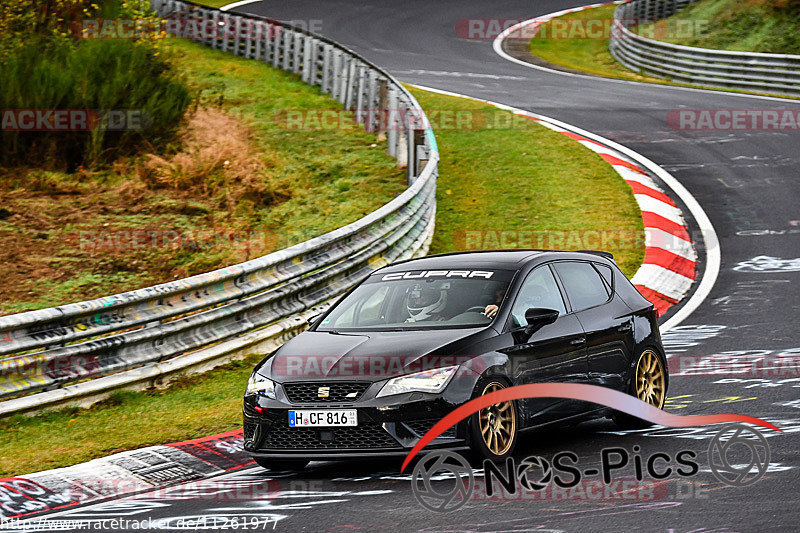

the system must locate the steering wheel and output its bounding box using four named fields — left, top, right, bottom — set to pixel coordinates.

left=464, top=305, right=490, bottom=314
